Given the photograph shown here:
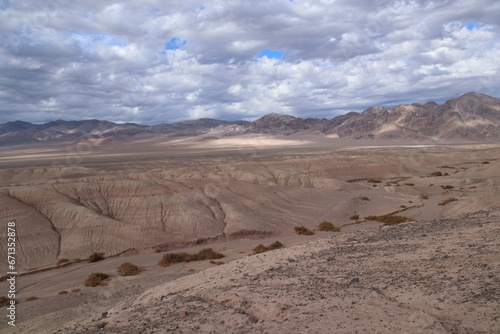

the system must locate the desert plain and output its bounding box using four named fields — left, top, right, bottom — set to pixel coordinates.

left=0, top=134, right=499, bottom=333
